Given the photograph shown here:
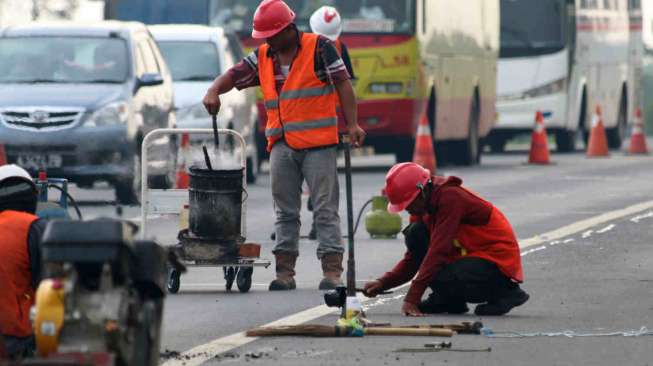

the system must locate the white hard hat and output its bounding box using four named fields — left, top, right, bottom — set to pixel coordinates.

left=0, top=164, right=34, bottom=185
left=310, top=6, right=342, bottom=42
